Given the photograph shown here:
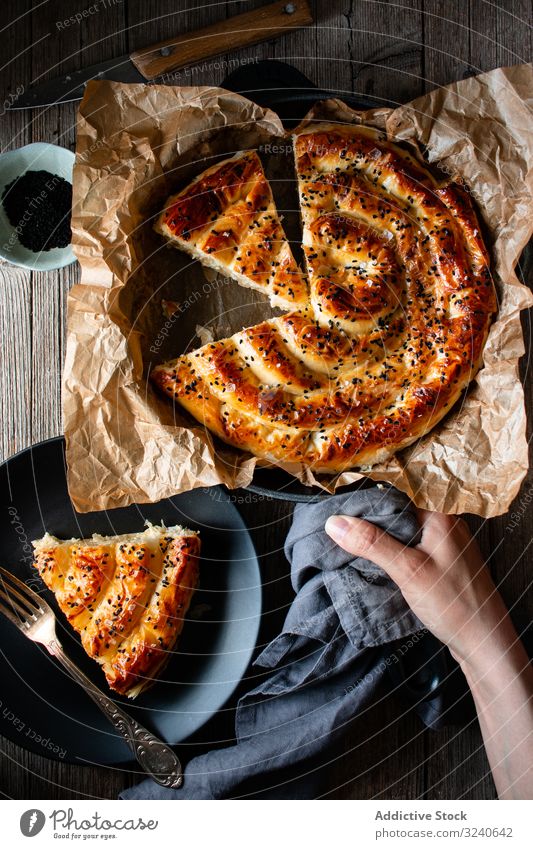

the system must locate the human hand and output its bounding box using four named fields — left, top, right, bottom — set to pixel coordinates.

left=326, top=508, right=533, bottom=799
left=325, top=509, right=509, bottom=664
